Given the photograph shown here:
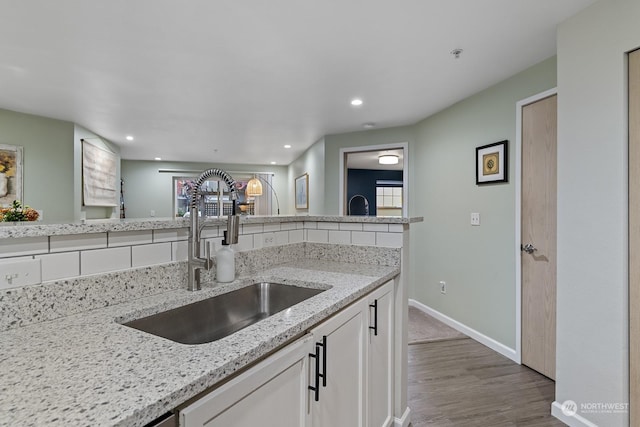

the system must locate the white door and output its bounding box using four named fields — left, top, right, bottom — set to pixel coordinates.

left=521, top=94, right=557, bottom=380
left=366, top=281, right=394, bottom=427
left=310, top=301, right=365, bottom=427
